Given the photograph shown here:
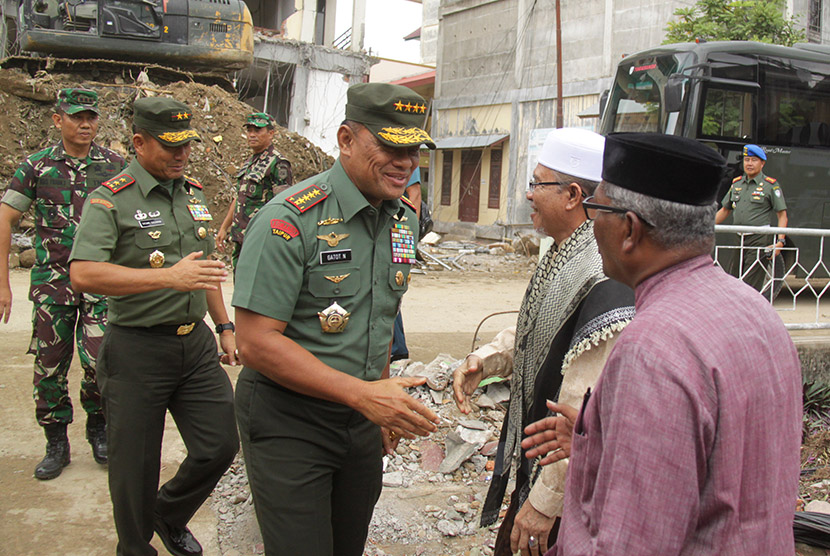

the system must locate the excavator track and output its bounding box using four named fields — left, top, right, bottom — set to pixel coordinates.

left=0, top=56, right=237, bottom=93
